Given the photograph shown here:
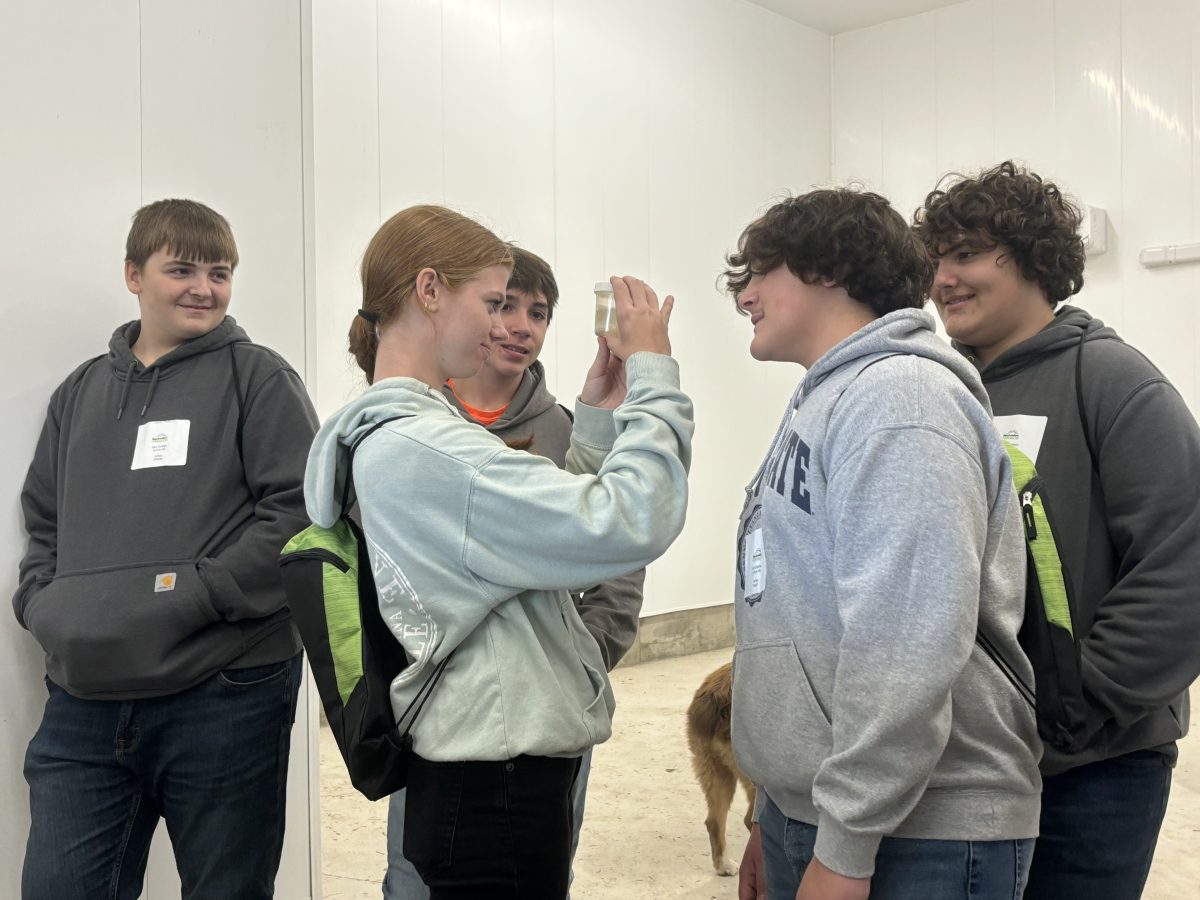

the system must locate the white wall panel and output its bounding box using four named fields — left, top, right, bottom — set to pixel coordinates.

left=933, top=0, right=994, bottom=175
left=879, top=12, right=938, bottom=220
left=597, top=0, right=653, bottom=282
left=657, top=0, right=833, bottom=616
left=1119, top=0, right=1195, bottom=408
left=832, top=24, right=883, bottom=187
left=992, top=0, right=1056, bottom=175
left=441, top=0, right=507, bottom=225
left=1194, top=1, right=1200, bottom=414
left=1053, top=0, right=1124, bottom=331
left=379, top=0, right=446, bottom=214
left=141, top=0, right=308, bottom=372
left=641, top=0, right=741, bottom=612
left=313, top=0, right=833, bottom=616
left=546, top=0, right=605, bottom=388
left=495, top=0, right=557, bottom=256
left=140, top=3, right=317, bottom=896
left=0, top=5, right=141, bottom=893
left=831, top=0, right=1200, bottom=417
left=4, top=2, right=317, bottom=897
left=312, top=0, right=382, bottom=415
